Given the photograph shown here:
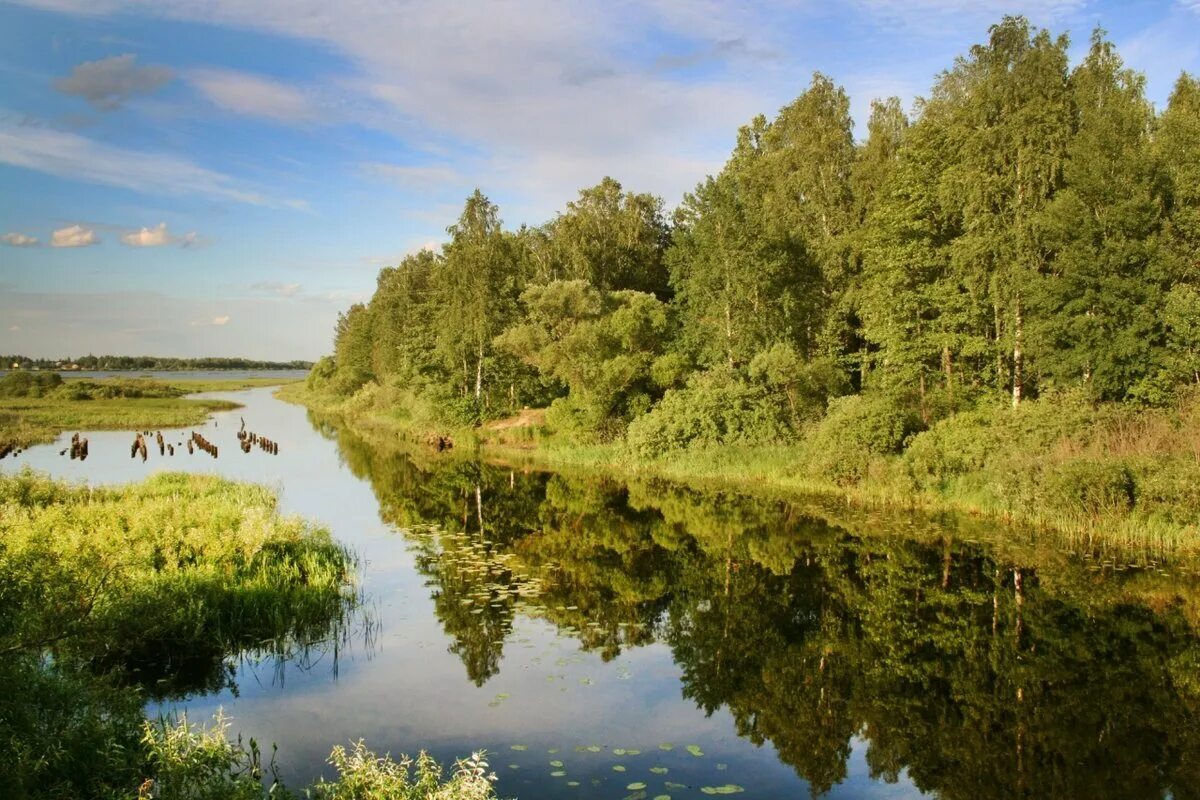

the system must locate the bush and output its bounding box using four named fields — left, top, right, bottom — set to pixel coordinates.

left=0, top=371, right=62, bottom=398
left=626, top=370, right=792, bottom=459
left=1041, top=459, right=1137, bottom=517
left=801, top=394, right=921, bottom=485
